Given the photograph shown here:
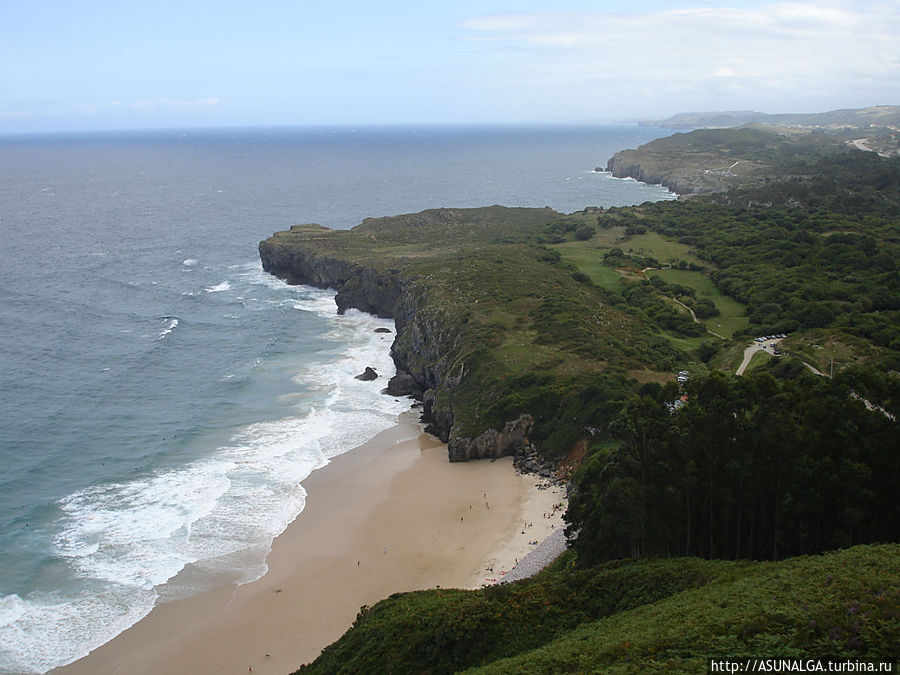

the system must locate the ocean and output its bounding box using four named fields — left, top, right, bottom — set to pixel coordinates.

left=0, top=125, right=674, bottom=674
